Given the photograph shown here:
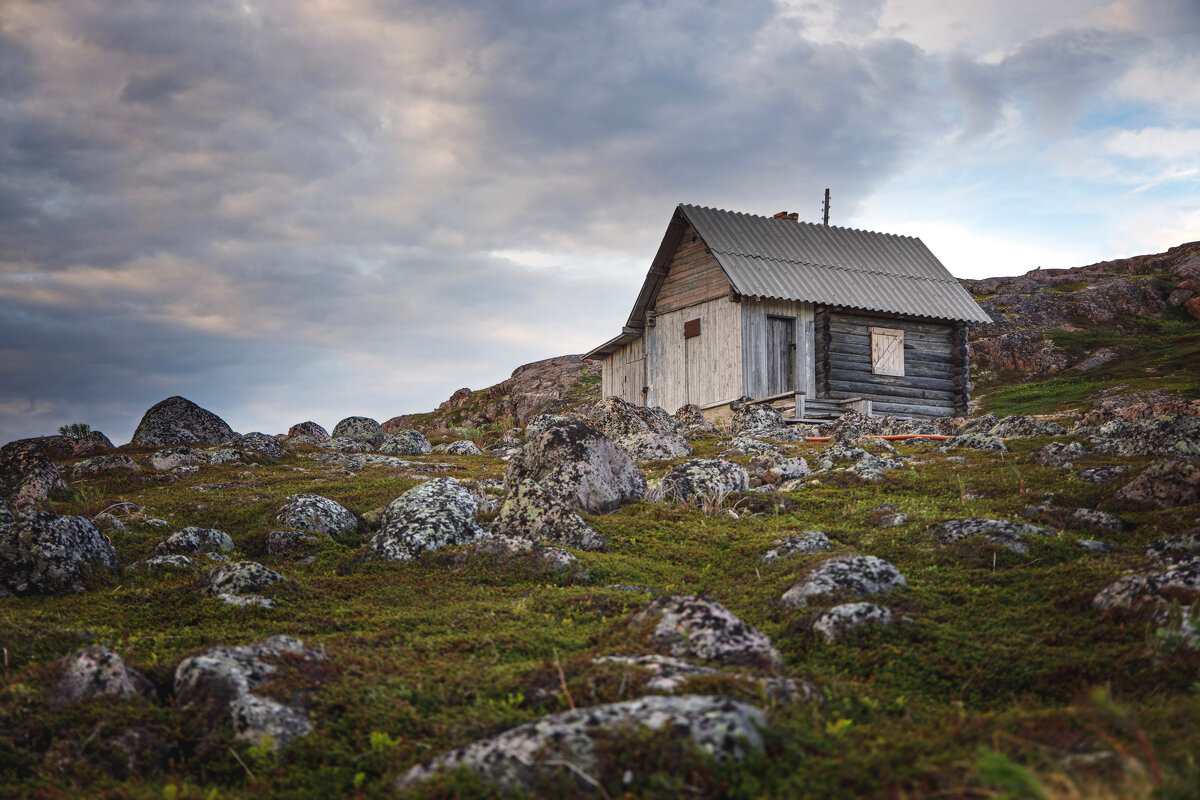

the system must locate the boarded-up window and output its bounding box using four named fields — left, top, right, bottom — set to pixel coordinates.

left=871, top=327, right=904, bottom=376
left=683, top=318, right=701, bottom=339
